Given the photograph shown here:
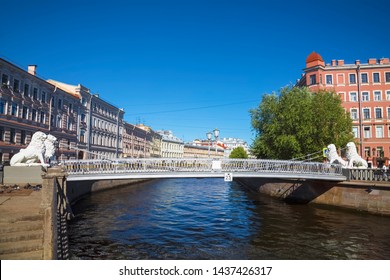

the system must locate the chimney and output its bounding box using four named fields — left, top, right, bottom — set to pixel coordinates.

left=355, top=60, right=360, bottom=65
left=28, top=65, right=37, bottom=76
left=338, top=59, right=344, bottom=66
left=331, top=59, right=336, bottom=66
left=368, top=58, right=376, bottom=65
